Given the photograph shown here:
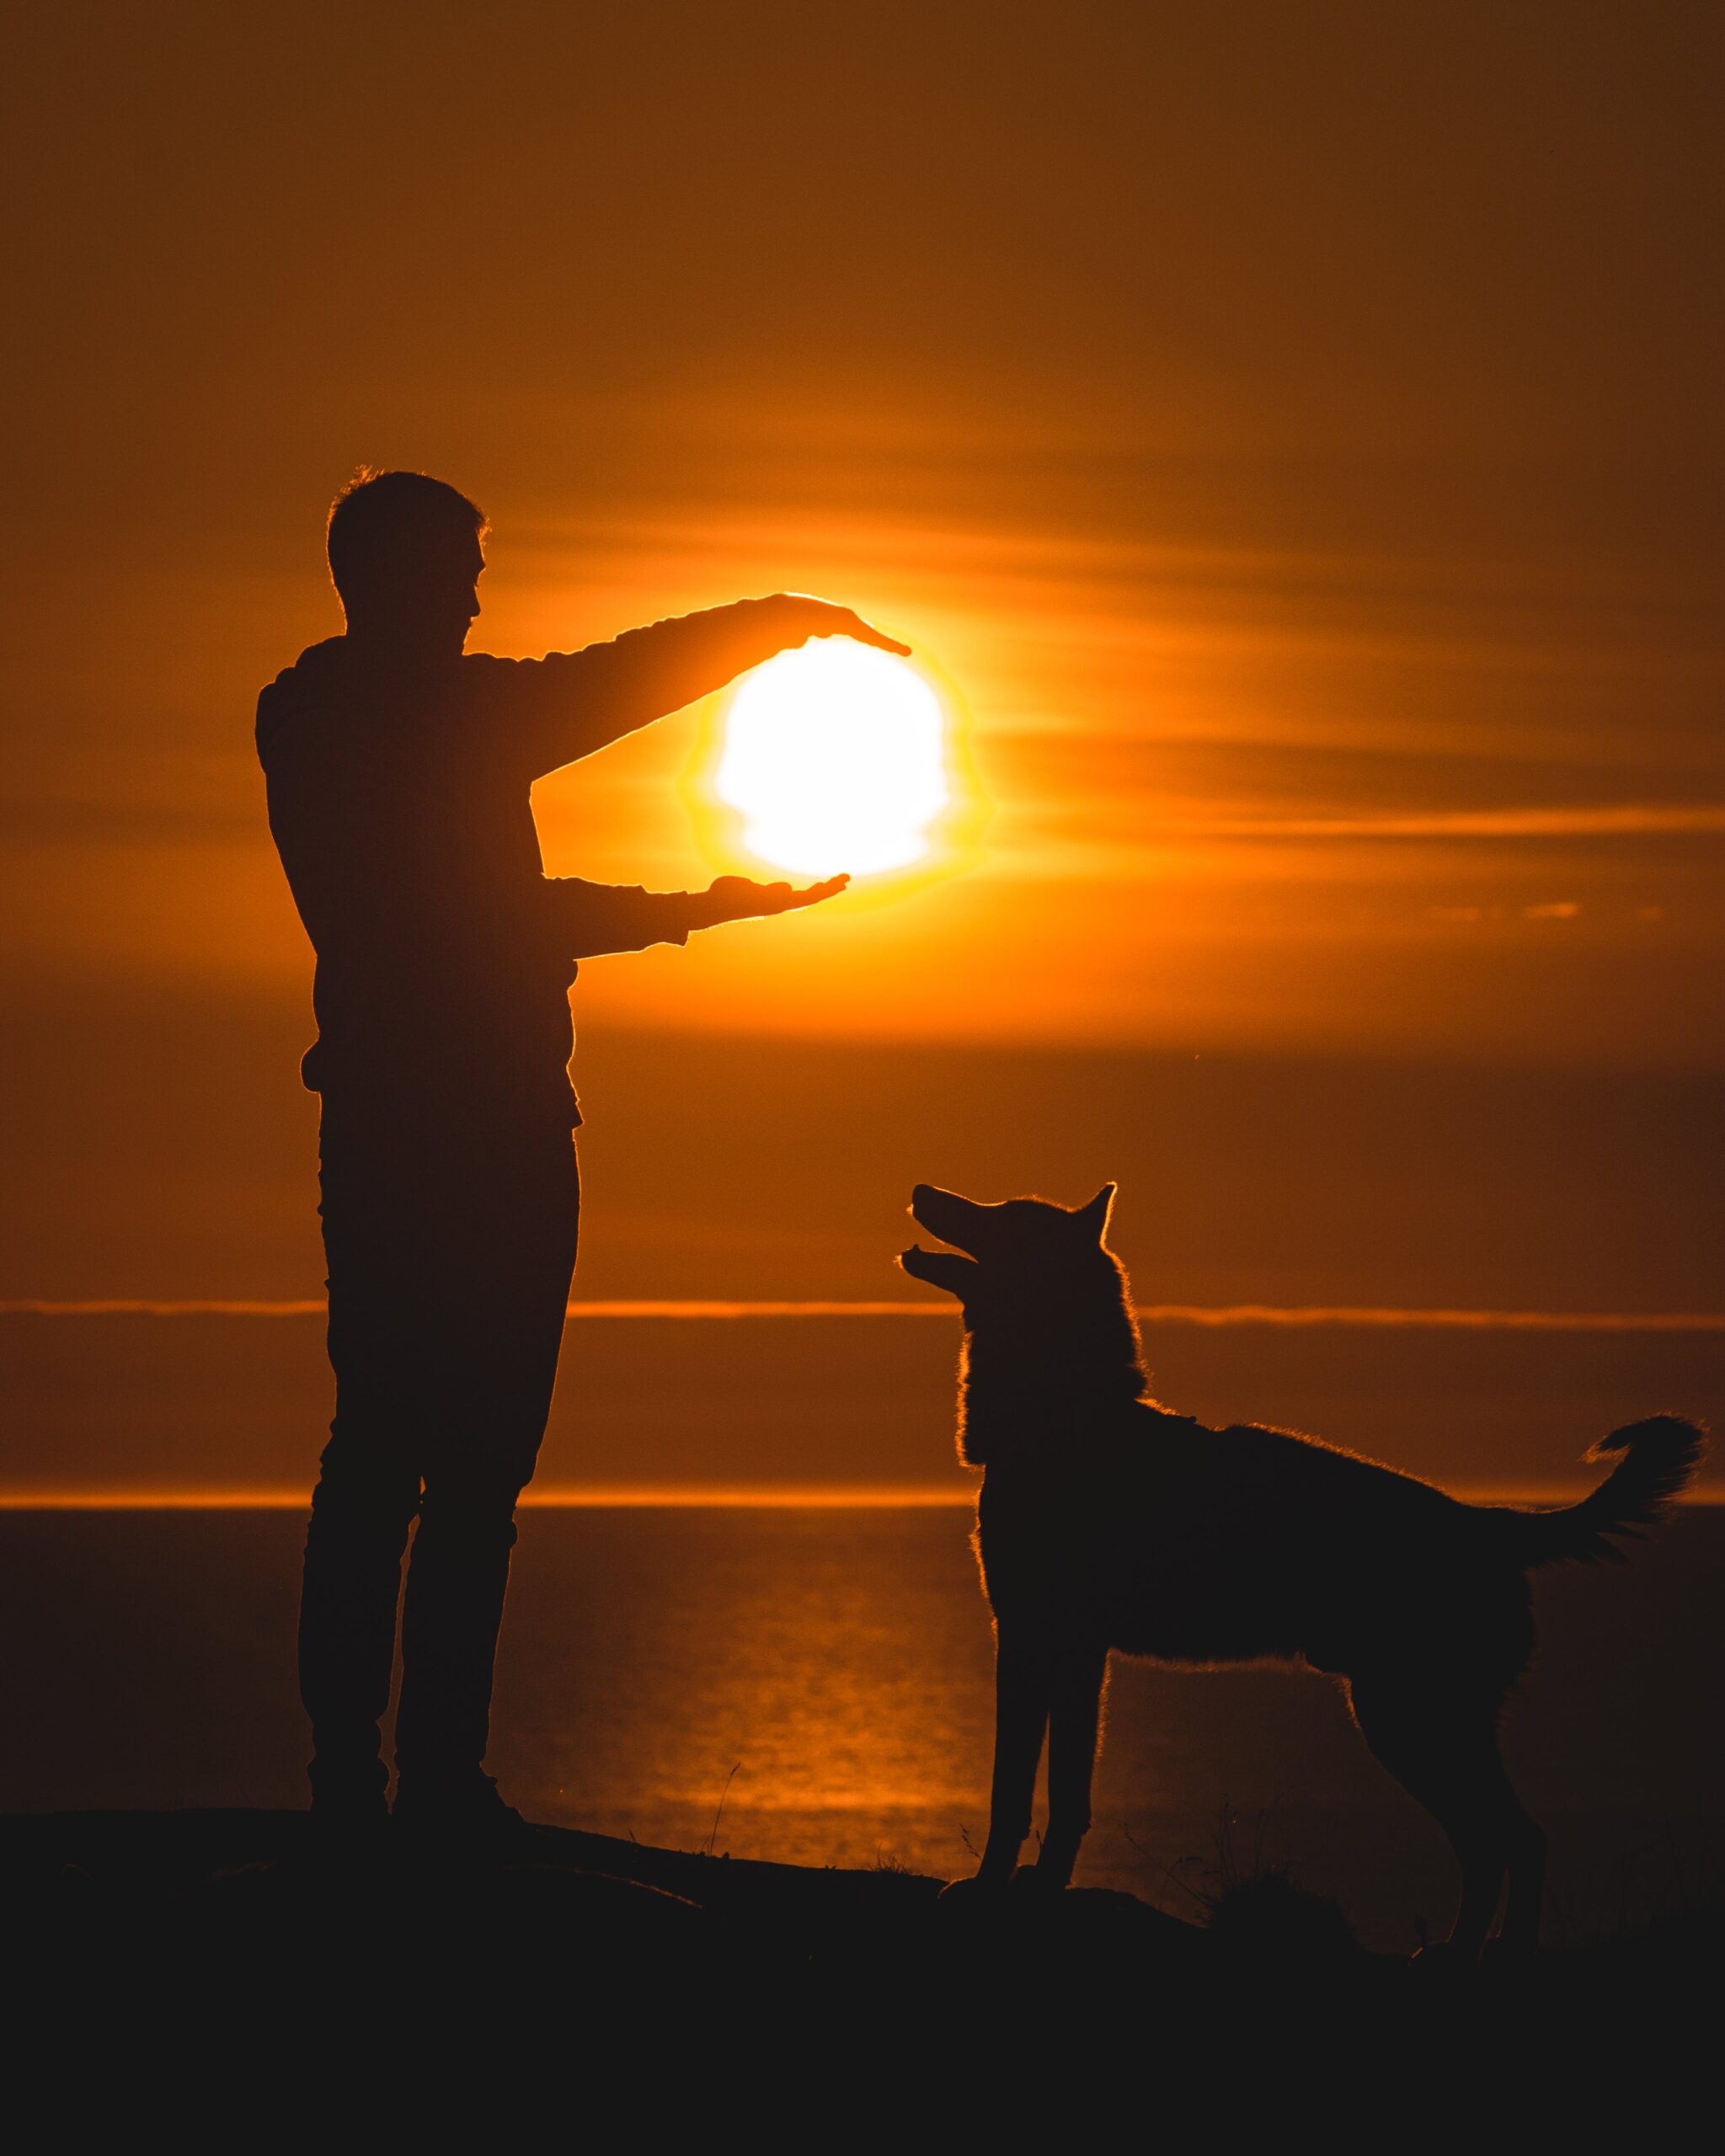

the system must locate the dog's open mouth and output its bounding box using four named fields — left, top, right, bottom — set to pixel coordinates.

left=900, top=1189, right=983, bottom=1294
left=901, top=1216, right=963, bottom=1273
left=907, top=1182, right=980, bottom=1255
